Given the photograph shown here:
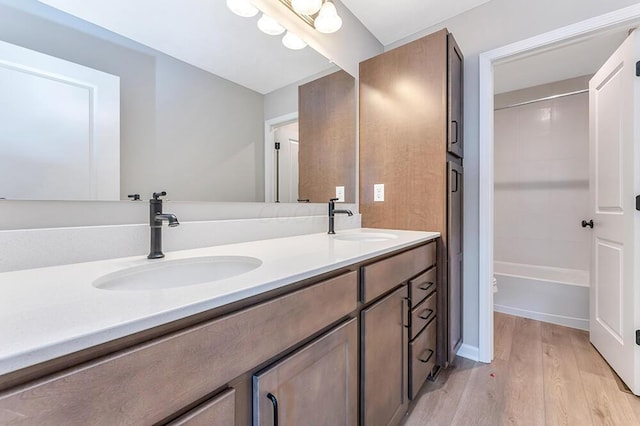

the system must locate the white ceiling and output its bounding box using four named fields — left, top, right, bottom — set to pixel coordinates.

left=34, top=0, right=630, bottom=96
left=36, top=0, right=335, bottom=94
left=494, top=27, right=631, bottom=94
left=341, top=0, right=491, bottom=46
